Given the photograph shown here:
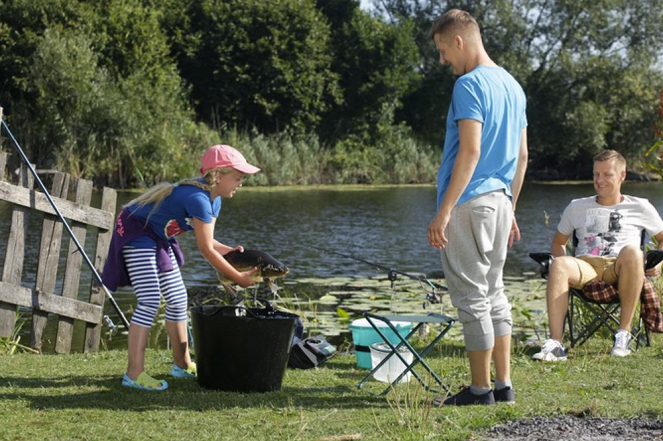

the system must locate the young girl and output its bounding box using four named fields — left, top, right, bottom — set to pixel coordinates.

left=103, top=145, right=260, bottom=391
